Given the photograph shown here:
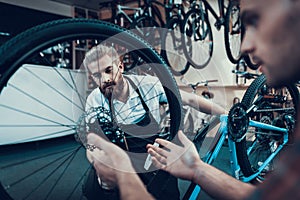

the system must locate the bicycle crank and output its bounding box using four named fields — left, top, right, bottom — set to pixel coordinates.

left=227, top=103, right=249, bottom=142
